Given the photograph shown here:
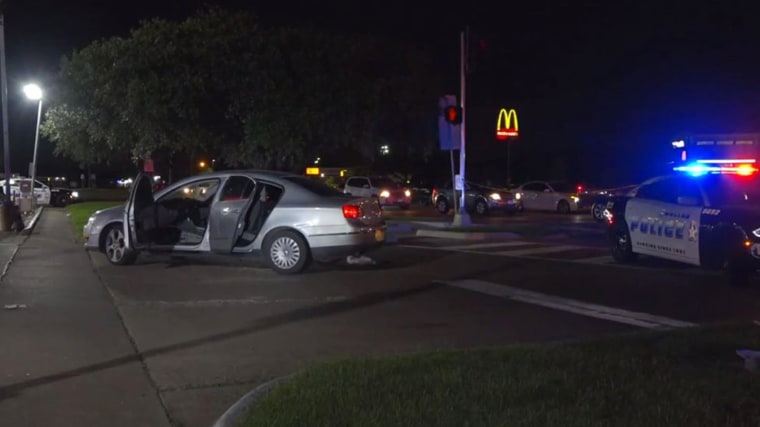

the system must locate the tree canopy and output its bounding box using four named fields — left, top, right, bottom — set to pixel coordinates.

left=41, top=8, right=443, bottom=175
